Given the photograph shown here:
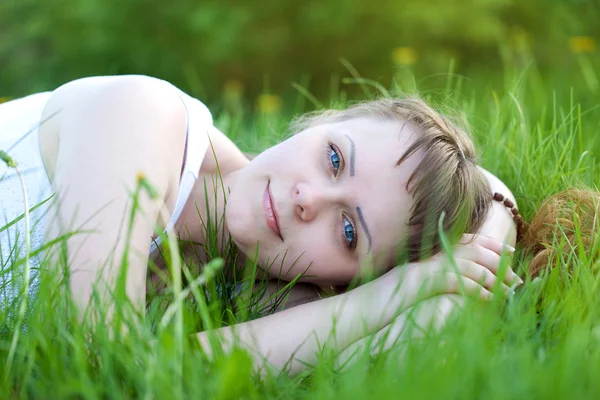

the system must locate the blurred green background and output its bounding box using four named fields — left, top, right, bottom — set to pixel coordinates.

left=2, top=3, right=600, bottom=397
left=1, top=0, right=598, bottom=112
